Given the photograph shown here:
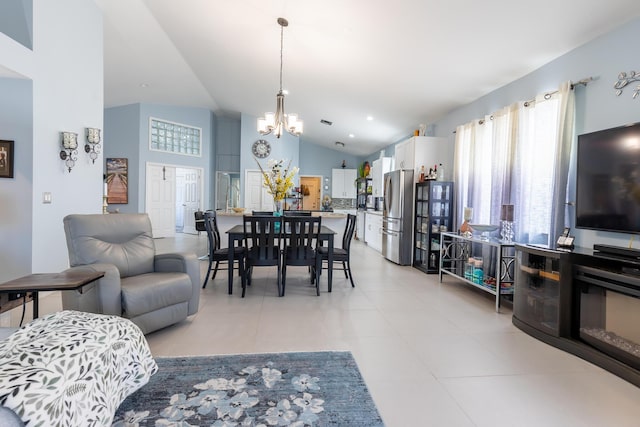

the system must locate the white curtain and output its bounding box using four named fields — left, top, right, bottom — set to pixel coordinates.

left=551, top=82, right=576, bottom=241
left=454, top=105, right=518, bottom=226
left=455, top=82, right=575, bottom=245
left=454, top=118, right=493, bottom=226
